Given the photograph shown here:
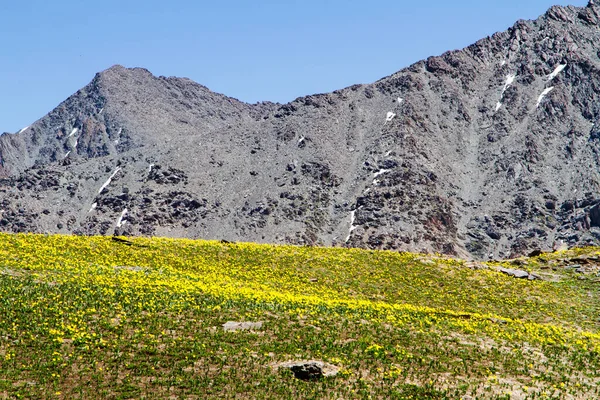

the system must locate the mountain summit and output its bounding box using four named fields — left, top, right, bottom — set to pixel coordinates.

left=2, top=3, right=600, bottom=259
